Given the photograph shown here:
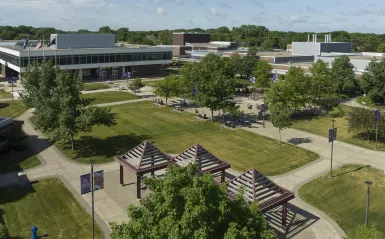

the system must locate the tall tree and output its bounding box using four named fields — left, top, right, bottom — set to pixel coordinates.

left=360, top=59, right=385, bottom=105
left=271, top=102, right=292, bottom=143
left=308, top=59, right=337, bottom=107
left=98, top=26, right=114, bottom=34
left=116, top=27, right=129, bottom=42
left=228, top=53, right=242, bottom=79
left=284, top=66, right=310, bottom=112
left=377, top=43, right=385, bottom=53
left=253, top=60, right=272, bottom=92
left=346, top=107, right=376, bottom=141
left=110, top=164, right=275, bottom=239
left=330, top=55, right=357, bottom=95
left=240, top=46, right=259, bottom=77
left=259, top=39, right=274, bottom=50
left=154, top=75, right=181, bottom=106
left=21, top=60, right=114, bottom=151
